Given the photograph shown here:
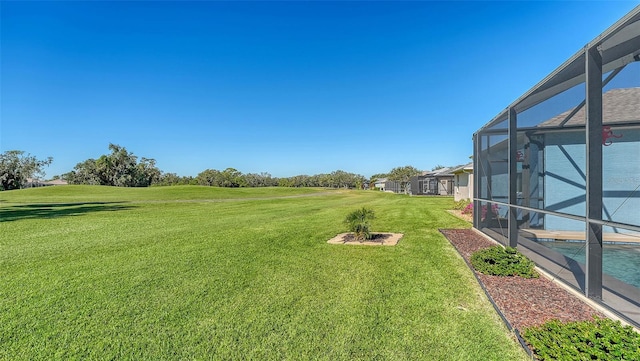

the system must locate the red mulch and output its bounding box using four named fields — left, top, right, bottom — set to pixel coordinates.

left=440, top=228, right=604, bottom=331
